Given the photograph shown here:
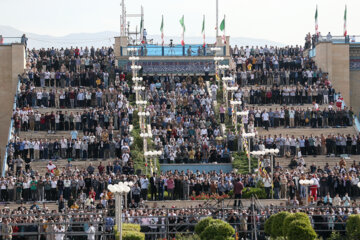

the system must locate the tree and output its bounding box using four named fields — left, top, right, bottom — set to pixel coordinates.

left=271, top=212, right=291, bottom=238
left=286, top=220, right=317, bottom=240
left=346, top=214, right=360, bottom=239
